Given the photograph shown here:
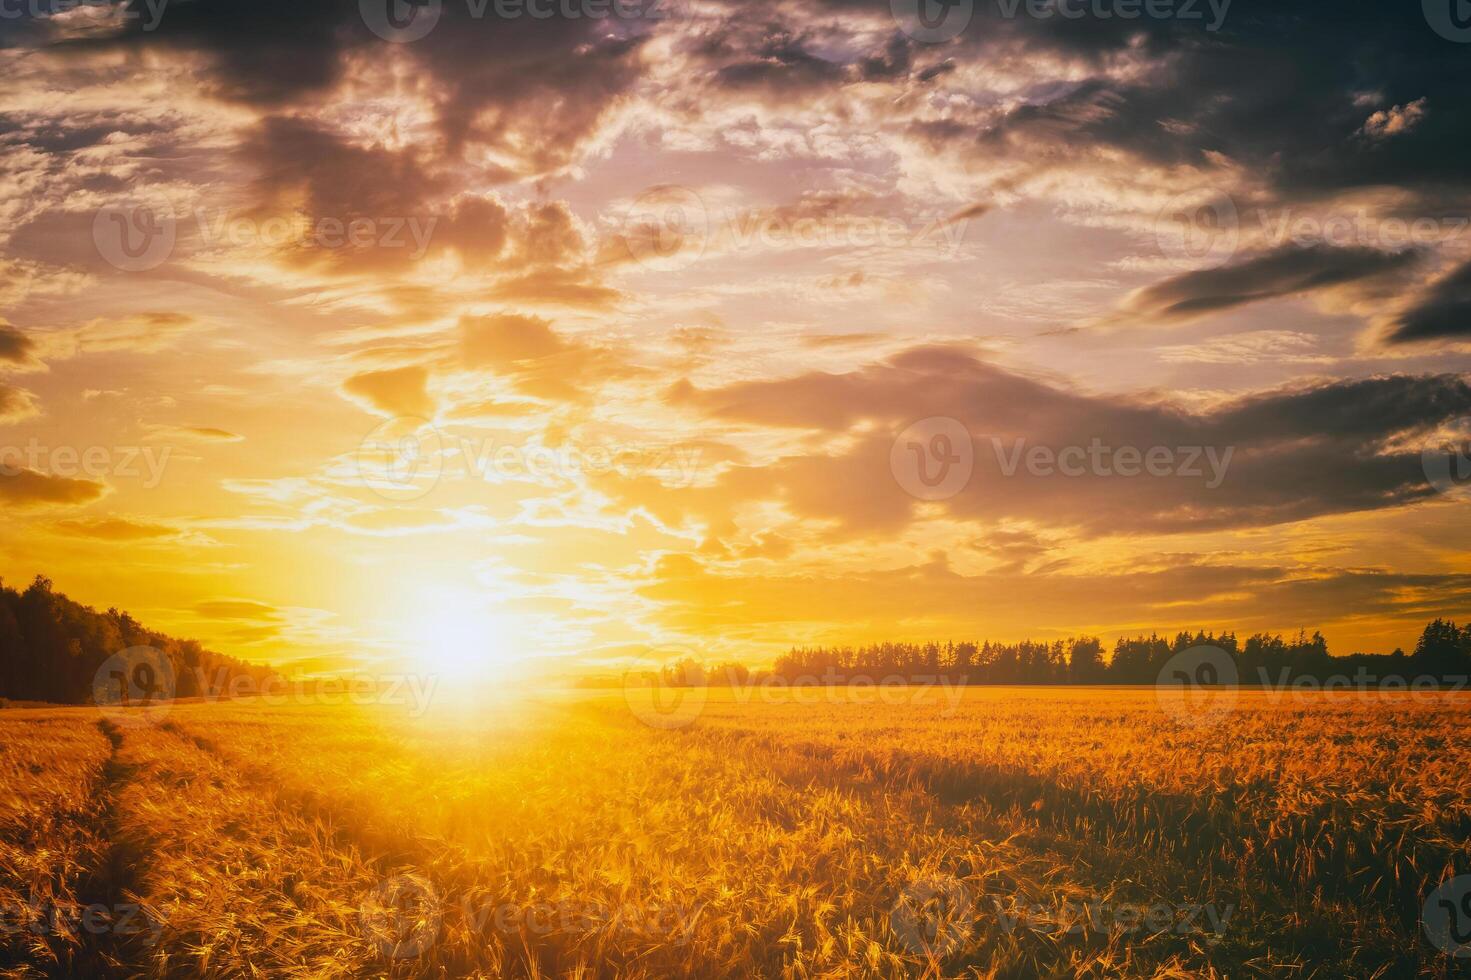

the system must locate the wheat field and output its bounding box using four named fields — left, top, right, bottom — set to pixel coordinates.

left=2, top=687, right=1469, bottom=978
